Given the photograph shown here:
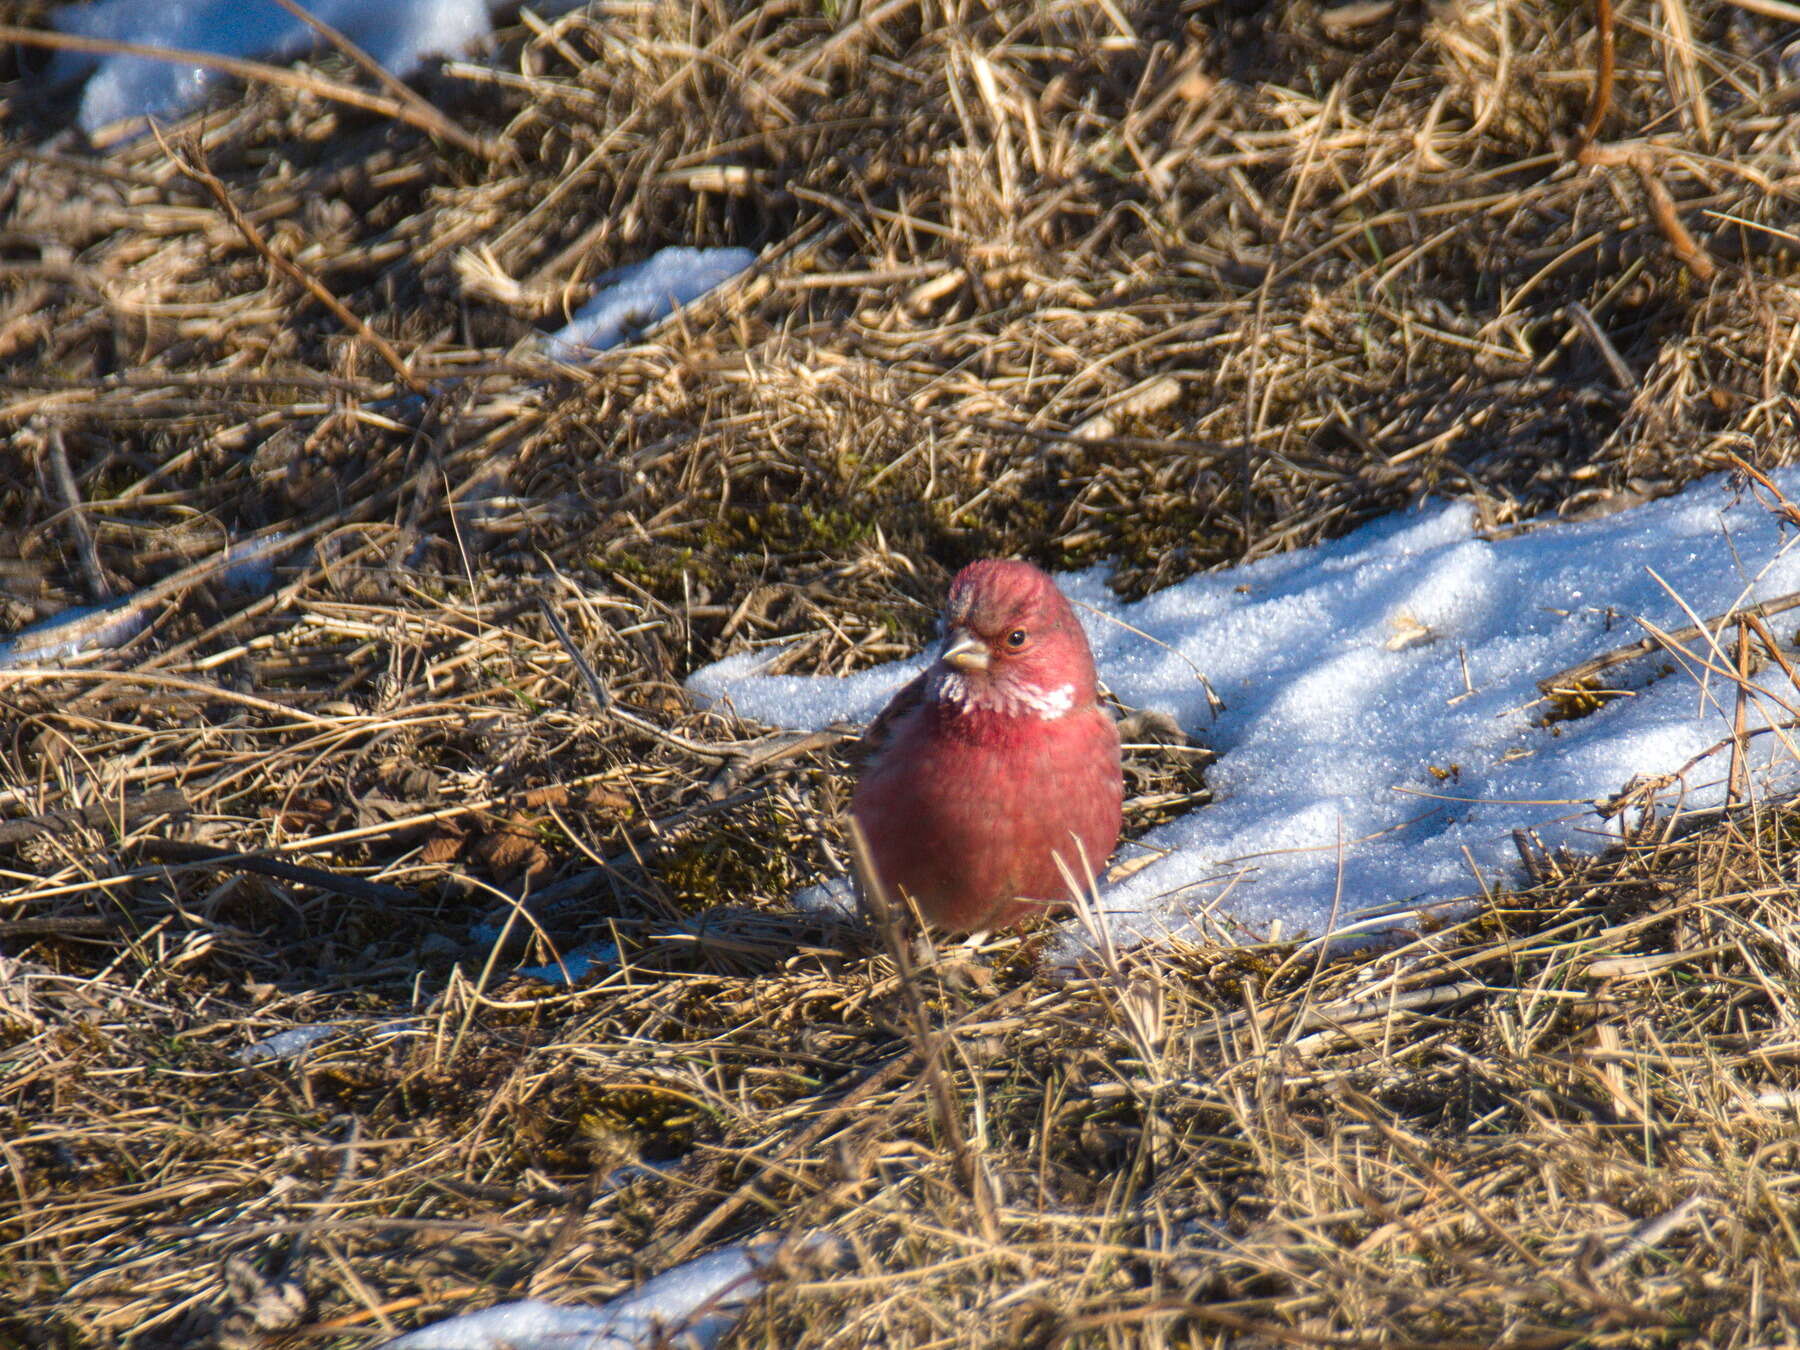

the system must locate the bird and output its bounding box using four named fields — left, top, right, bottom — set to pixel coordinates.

left=849, top=558, right=1124, bottom=934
